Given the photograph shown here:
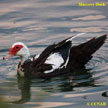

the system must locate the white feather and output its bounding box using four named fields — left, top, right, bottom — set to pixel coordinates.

left=44, top=53, right=64, bottom=73
left=61, top=56, right=69, bottom=68
left=66, top=33, right=86, bottom=42
left=30, top=54, right=40, bottom=61
left=35, top=54, right=40, bottom=59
